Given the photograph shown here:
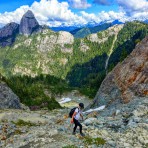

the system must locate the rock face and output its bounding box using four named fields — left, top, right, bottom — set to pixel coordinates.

left=19, top=10, right=40, bottom=35
left=0, top=82, right=21, bottom=109
left=0, top=10, right=41, bottom=47
left=0, top=22, right=19, bottom=47
left=91, top=36, right=148, bottom=114
left=87, top=25, right=123, bottom=43
left=57, top=31, right=74, bottom=45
